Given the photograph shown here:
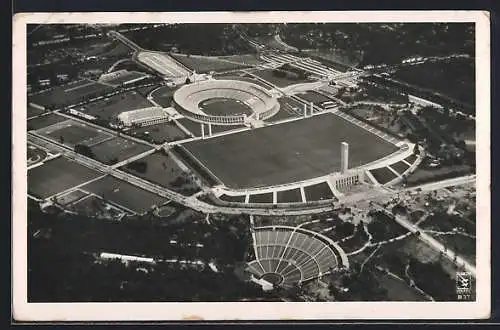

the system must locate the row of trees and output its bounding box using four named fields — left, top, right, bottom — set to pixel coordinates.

left=280, top=23, right=474, bottom=66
